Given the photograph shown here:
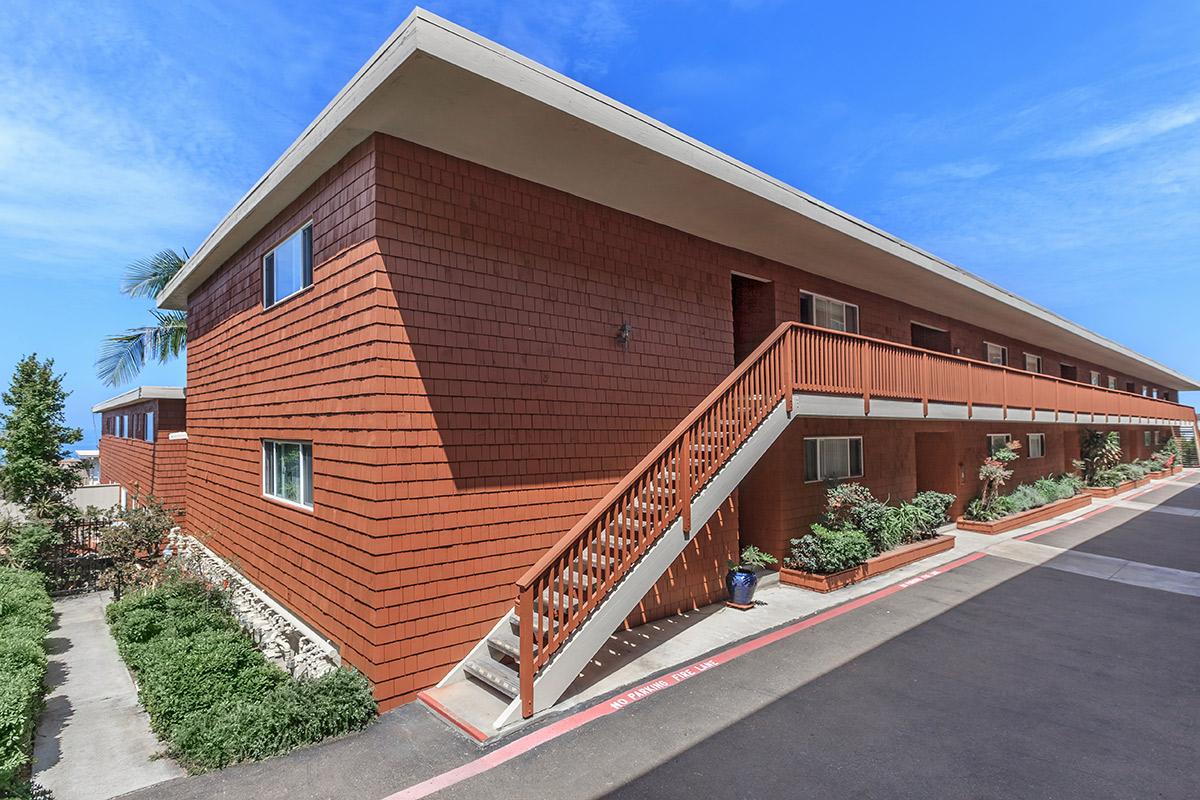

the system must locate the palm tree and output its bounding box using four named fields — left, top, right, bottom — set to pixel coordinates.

left=96, top=249, right=188, bottom=387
